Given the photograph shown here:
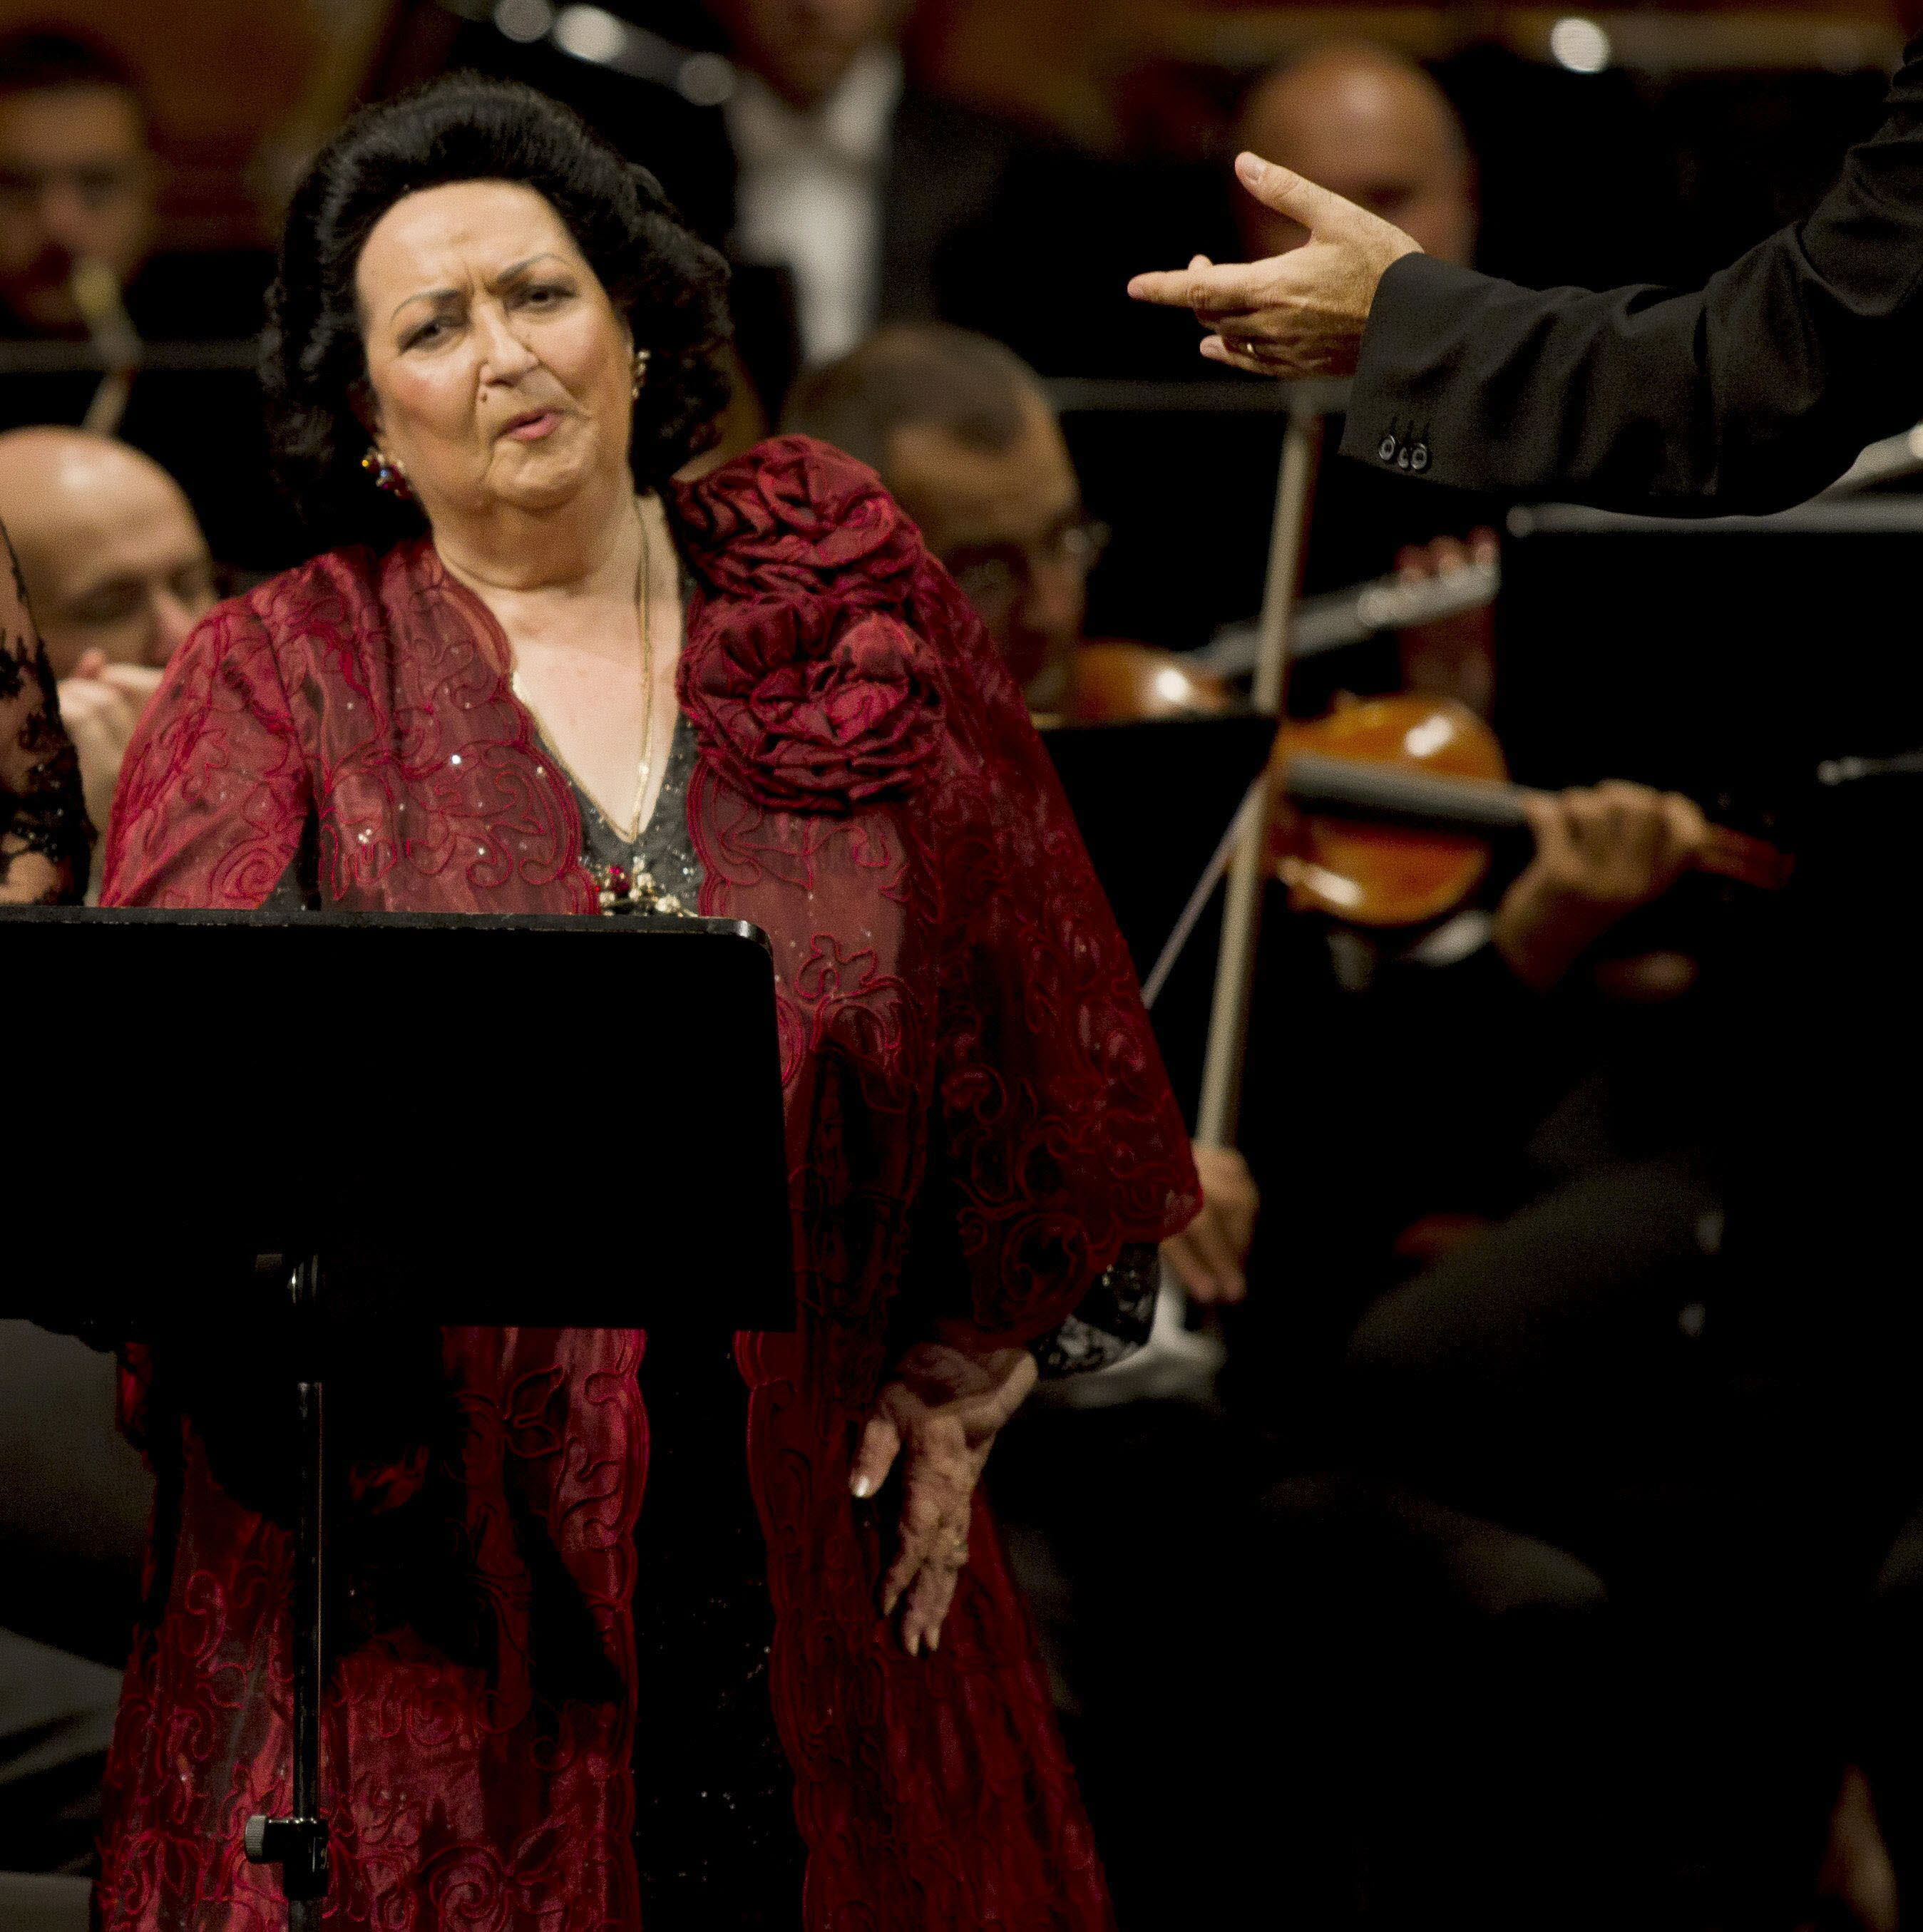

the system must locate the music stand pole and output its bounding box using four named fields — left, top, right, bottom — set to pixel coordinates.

left=242, top=1253, right=330, bottom=1929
